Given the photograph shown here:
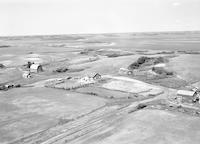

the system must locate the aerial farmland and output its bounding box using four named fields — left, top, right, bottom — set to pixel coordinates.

left=1, top=32, right=200, bottom=144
